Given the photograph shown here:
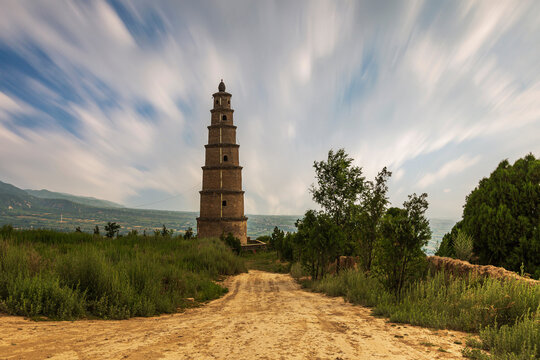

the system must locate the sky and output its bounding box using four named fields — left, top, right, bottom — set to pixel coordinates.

left=0, top=1, right=539, bottom=219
